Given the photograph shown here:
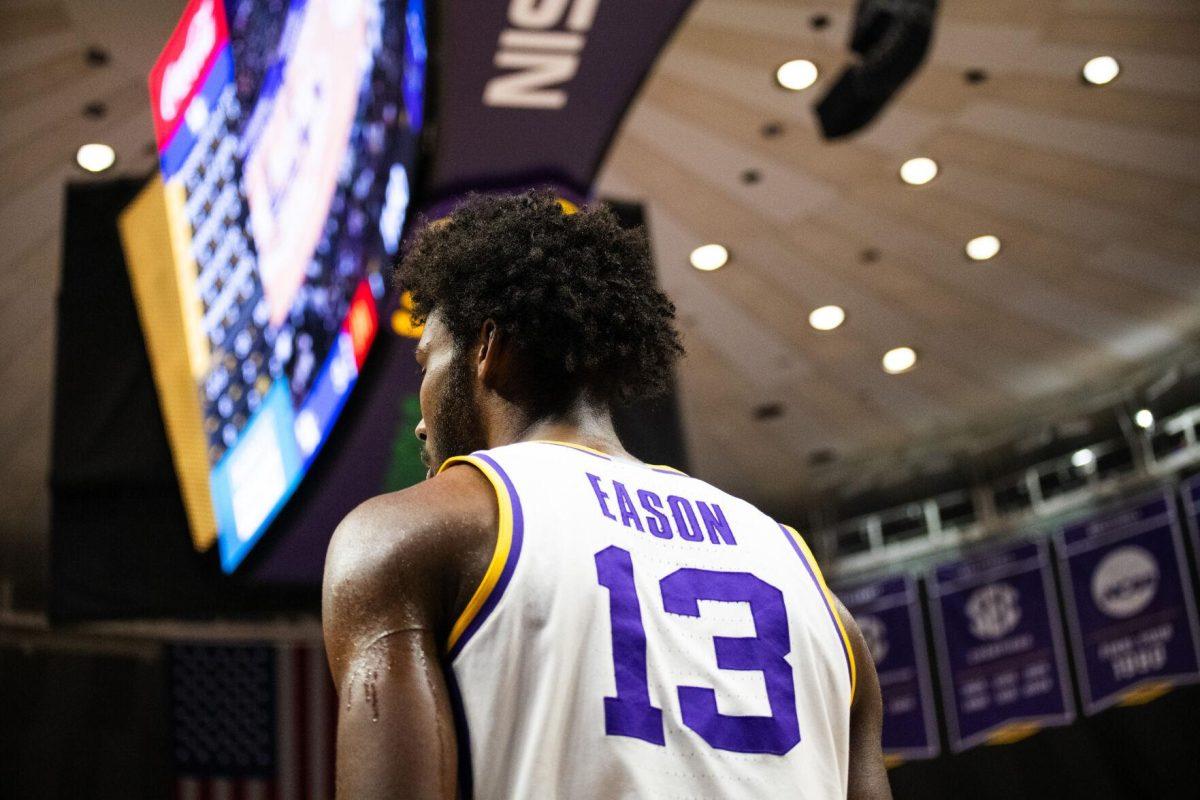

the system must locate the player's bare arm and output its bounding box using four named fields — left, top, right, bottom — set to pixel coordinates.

left=837, top=597, right=893, bottom=800
left=322, top=464, right=497, bottom=800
